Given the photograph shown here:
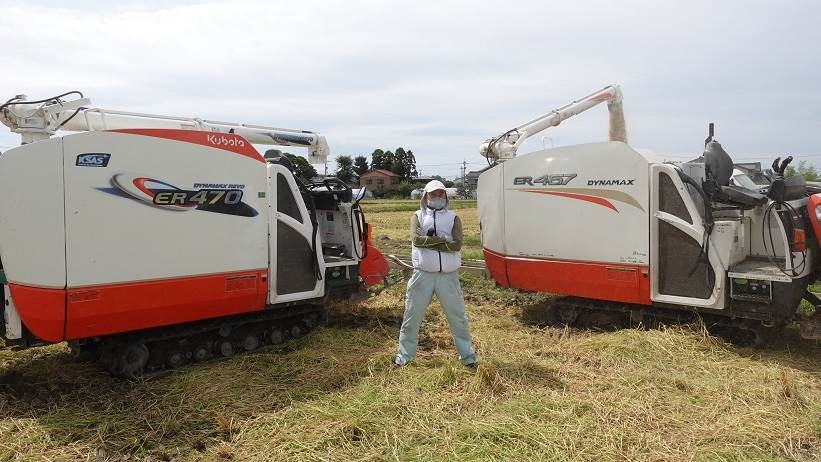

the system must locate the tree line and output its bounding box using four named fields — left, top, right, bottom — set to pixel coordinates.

left=786, top=160, right=820, bottom=181
left=336, top=147, right=417, bottom=184
left=275, top=147, right=416, bottom=185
